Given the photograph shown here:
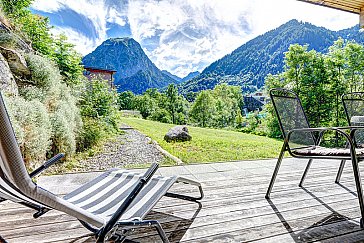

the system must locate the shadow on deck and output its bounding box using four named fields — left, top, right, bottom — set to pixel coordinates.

left=1, top=158, right=364, bottom=242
